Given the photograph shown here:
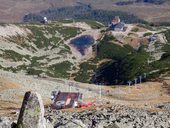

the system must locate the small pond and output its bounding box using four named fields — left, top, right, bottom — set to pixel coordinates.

left=70, top=35, right=94, bottom=55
